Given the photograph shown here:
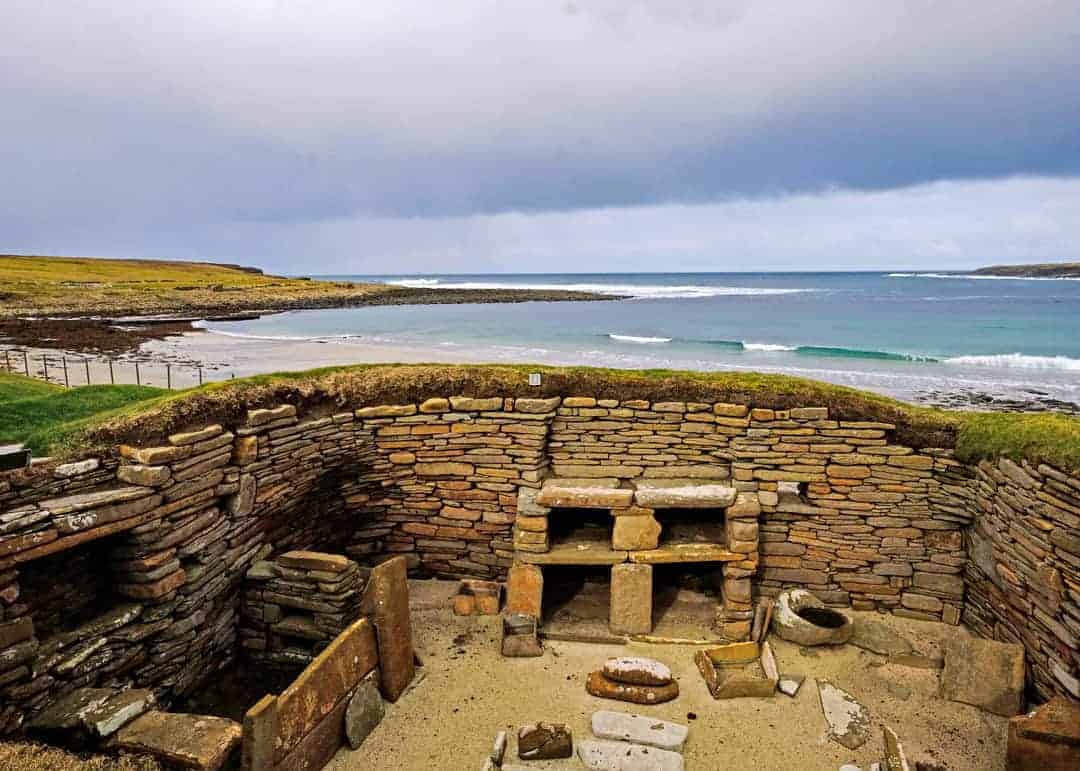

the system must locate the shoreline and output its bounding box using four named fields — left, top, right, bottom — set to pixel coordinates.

left=7, top=329, right=1072, bottom=415
left=0, top=288, right=623, bottom=355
